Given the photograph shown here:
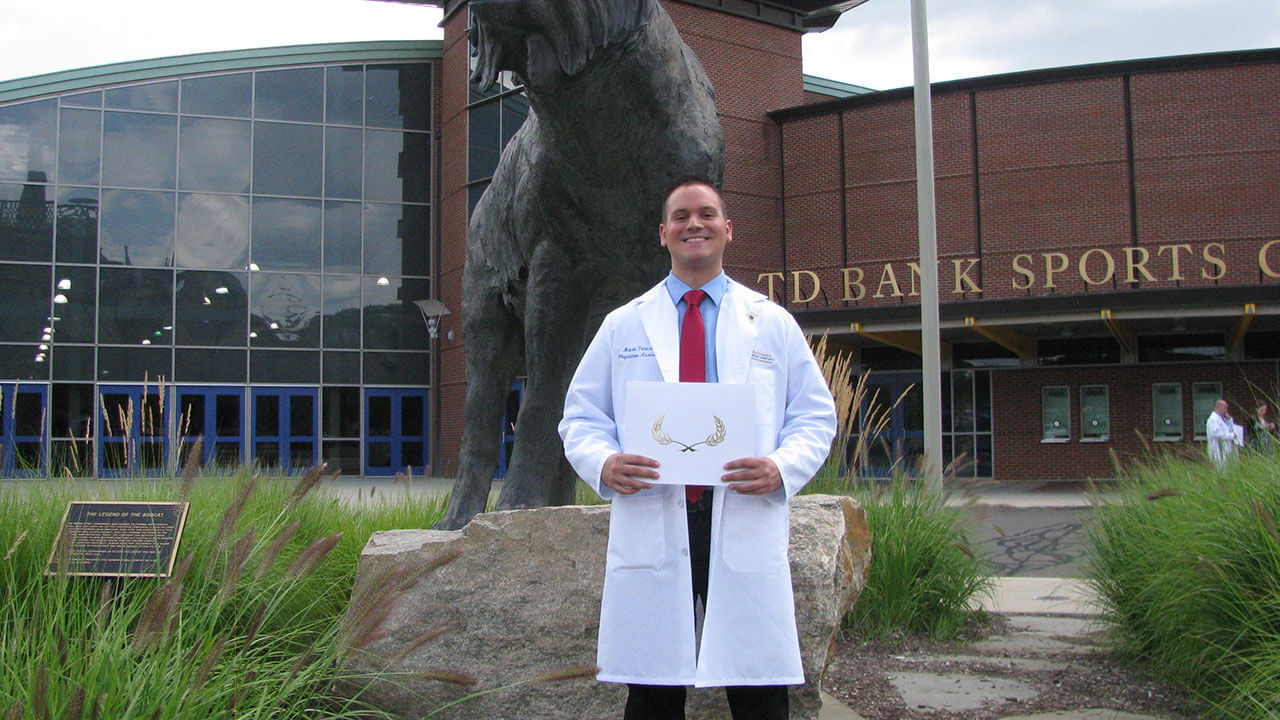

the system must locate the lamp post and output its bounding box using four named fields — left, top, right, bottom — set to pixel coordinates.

left=910, top=0, right=943, bottom=492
